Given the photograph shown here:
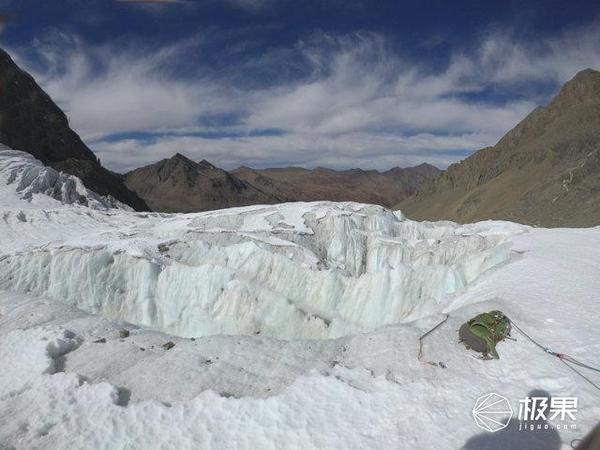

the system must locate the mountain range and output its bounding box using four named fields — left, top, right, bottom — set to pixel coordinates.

left=233, top=164, right=440, bottom=208
left=124, top=154, right=440, bottom=213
